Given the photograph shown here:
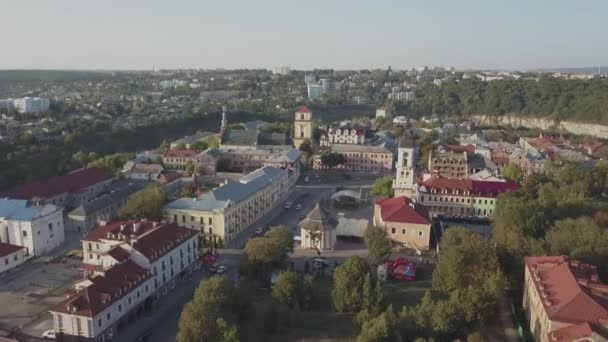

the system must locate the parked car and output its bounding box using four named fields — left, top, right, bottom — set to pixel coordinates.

left=295, top=204, right=303, bottom=210
left=42, top=330, right=56, bottom=340
left=283, top=201, right=293, bottom=209
left=254, top=227, right=263, bottom=235
left=304, top=176, right=310, bottom=183
left=215, top=265, right=228, bottom=274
